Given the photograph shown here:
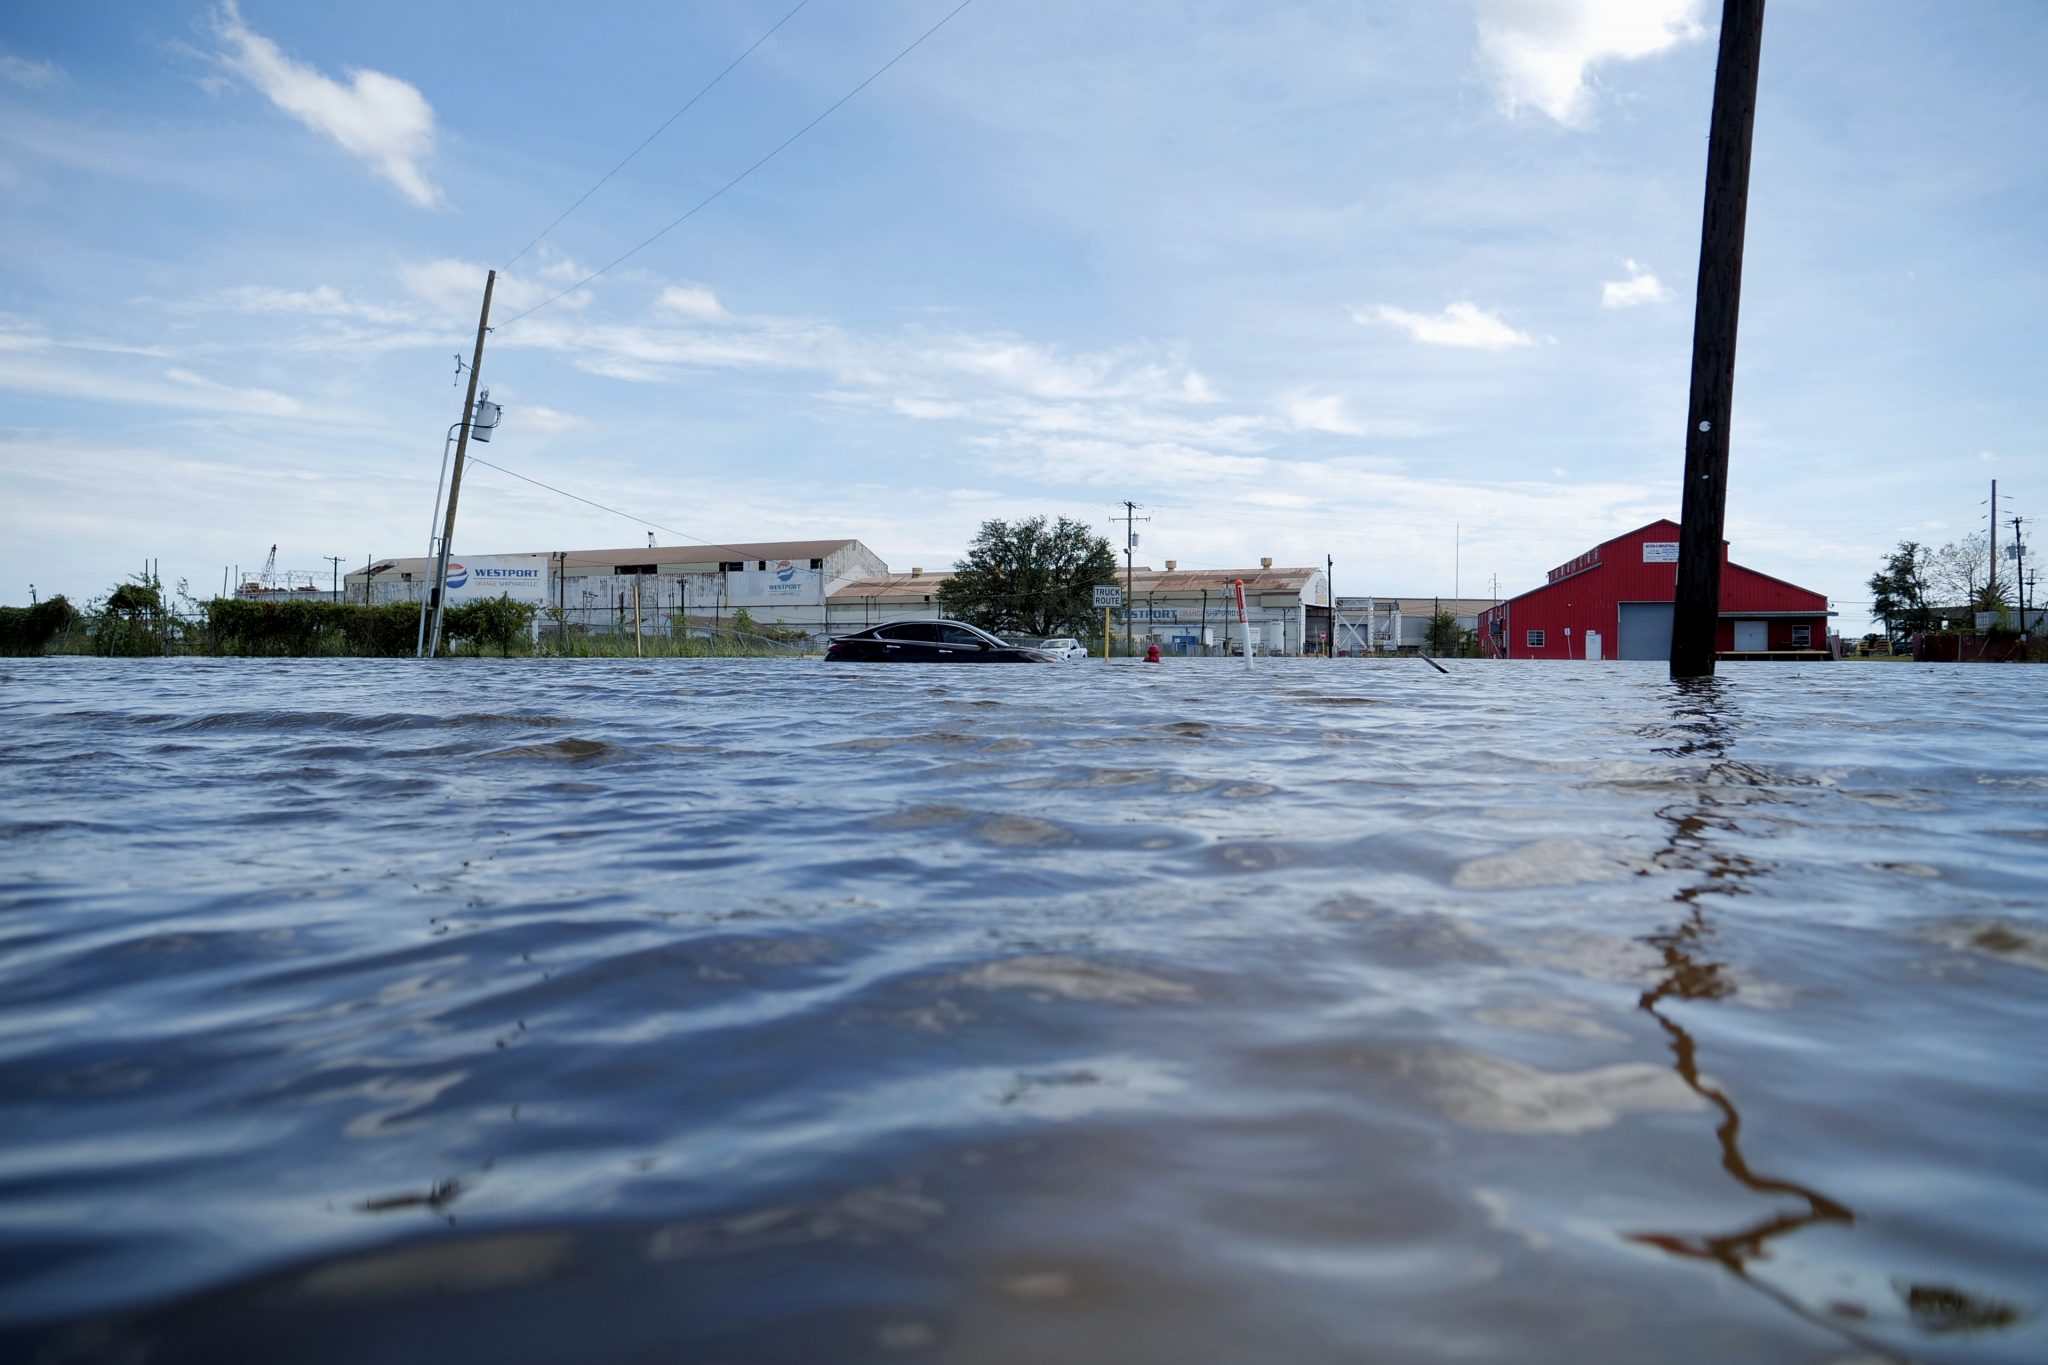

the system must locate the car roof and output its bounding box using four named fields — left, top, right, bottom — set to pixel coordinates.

left=834, top=618, right=1003, bottom=640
